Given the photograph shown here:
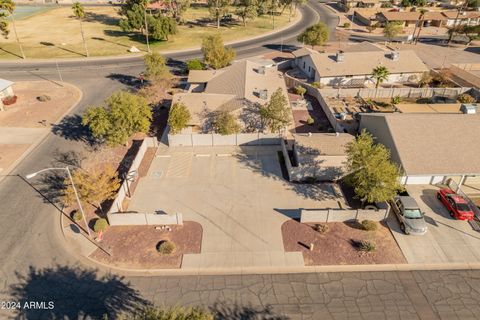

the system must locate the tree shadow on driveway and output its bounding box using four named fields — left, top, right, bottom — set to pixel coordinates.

left=9, top=265, right=148, bottom=320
